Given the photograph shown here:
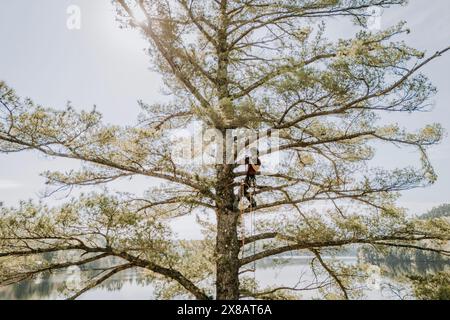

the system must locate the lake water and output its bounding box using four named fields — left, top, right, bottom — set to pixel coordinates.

left=0, top=256, right=417, bottom=300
